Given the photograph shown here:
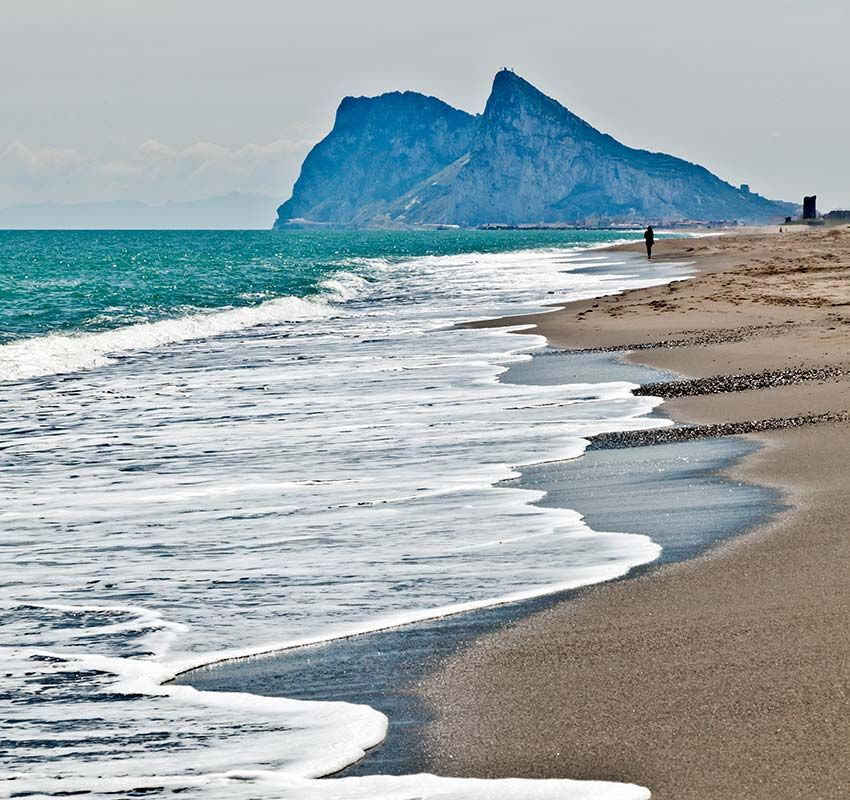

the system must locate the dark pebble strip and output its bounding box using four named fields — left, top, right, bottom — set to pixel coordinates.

left=540, top=324, right=787, bottom=355
left=635, top=365, right=850, bottom=399
left=587, top=413, right=849, bottom=450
